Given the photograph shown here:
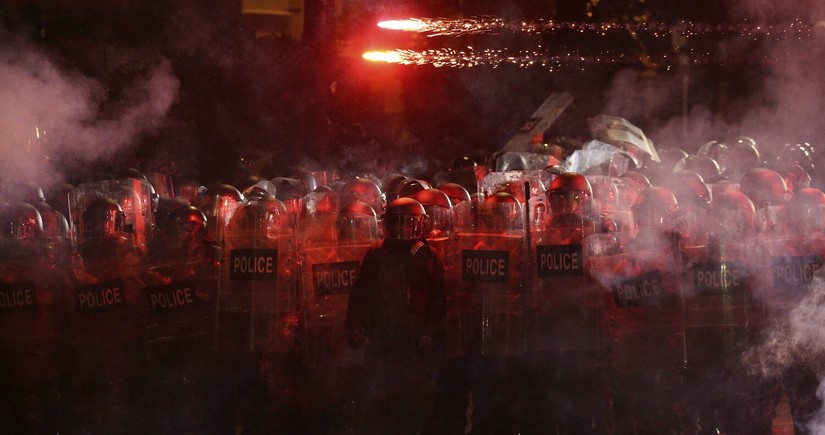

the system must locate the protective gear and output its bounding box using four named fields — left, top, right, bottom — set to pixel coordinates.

left=341, top=178, right=384, bottom=214
left=228, top=196, right=287, bottom=239
left=787, top=187, right=825, bottom=234
left=590, top=176, right=620, bottom=212
left=196, top=184, right=243, bottom=245
left=345, top=218, right=445, bottom=434
left=776, top=142, right=815, bottom=174
left=708, top=190, right=757, bottom=240
left=617, top=171, right=651, bottom=210
left=414, top=188, right=454, bottom=238
left=80, top=196, right=126, bottom=241
left=589, top=226, right=685, bottom=434
left=673, top=155, right=722, bottom=183
left=697, top=140, right=729, bottom=164
left=272, top=177, right=309, bottom=202
left=739, top=167, right=789, bottom=208
left=175, top=178, right=204, bottom=204
left=381, top=173, right=408, bottom=205
left=546, top=172, right=592, bottom=217
left=395, top=178, right=430, bottom=199
left=721, top=139, right=761, bottom=181
left=2, top=202, right=43, bottom=242
left=383, top=197, right=428, bottom=241
left=436, top=183, right=471, bottom=205
left=306, top=186, right=338, bottom=214
left=64, top=193, right=146, bottom=434
left=776, top=163, right=811, bottom=194
left=0, top=211, right=62, bottom=434
left=680, top=189, right=767, bottom=434
left=479, top=192, right=523, bottom=232
left=453, top=194, right=525, bottom=357
left=234, top=174, right=266, bottom=193
left=301, top=201, right=379, bottom=368
left=664, top=170, right=712, bottom=208
left=159, top=204, right=208, bottom=253
left=216, top=194, right=297, bottom=354
left=336, top=201, right=379, bottom=242
left=618, top=171, right=651, bottom=189
left=657, top=147, right=690, bottom=173
left=631, top=186, right=679, bottom=239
